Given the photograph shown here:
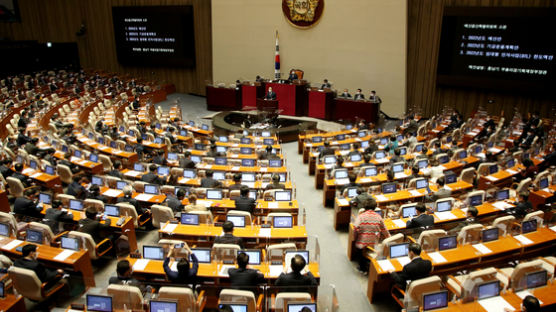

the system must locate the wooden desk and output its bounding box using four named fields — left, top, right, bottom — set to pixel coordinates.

left=0, top=190, right=9, bottom=213
left=75, top=134, right=139, bottom=163
left=0, top=237, right=95, bottom=287
left=529, top=185, right=556, bottom=209
left=332, top=98, right=379, bottom=123
left=206, top=85, right=240, bottom=111
left=478, top=165, right=524, bottom=190
left=19, top=166, right=61, bottom=189
left=51, top=151, right=104, bottom=175
left=0, top=294, right=26, bottom=312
